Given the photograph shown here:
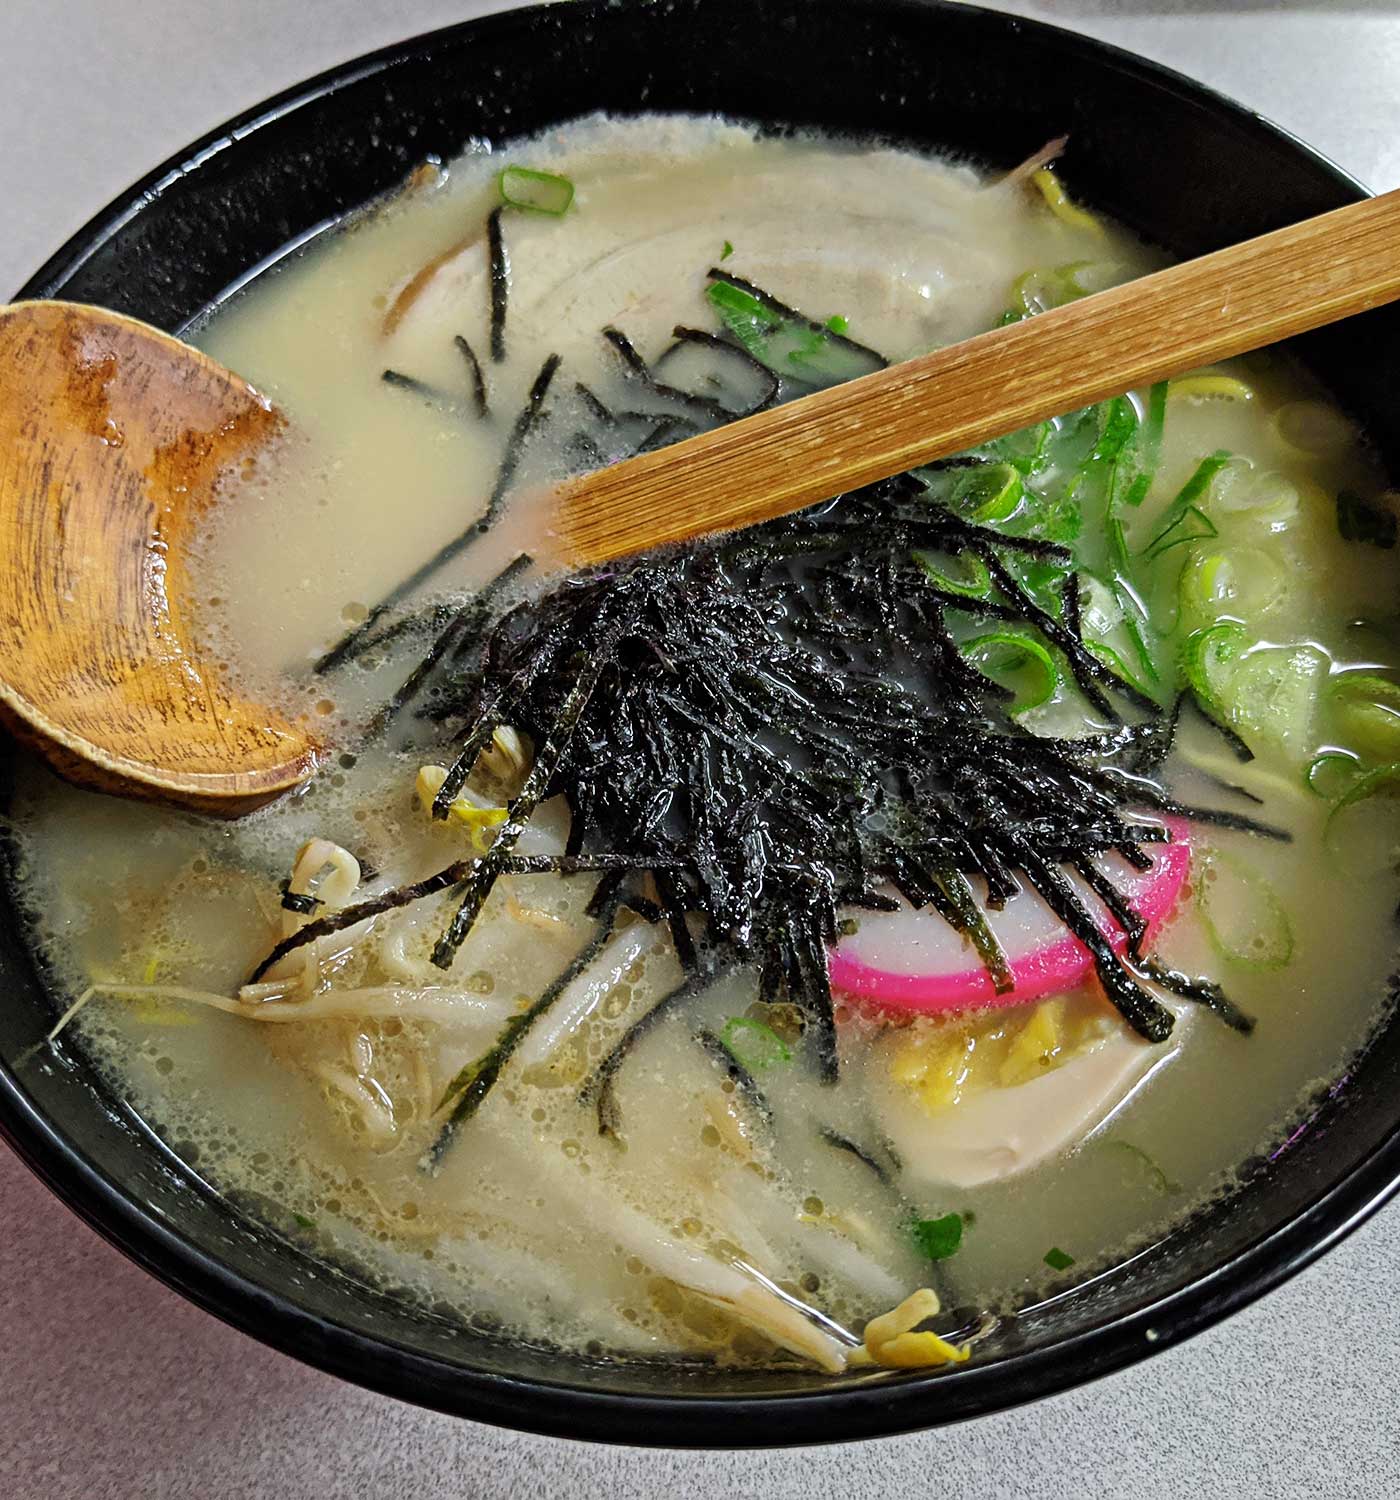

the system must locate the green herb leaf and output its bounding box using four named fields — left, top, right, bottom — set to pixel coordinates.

left=704, top=273, right=883, bottom=387
left=721, top=239, right=734, bottom=261
left=1044, top=1246, right=1075, bottom=1271
left=720, top=1016, right=792, bottom=1072
left=913, top=1212, right=964, bottom=1261
left=1337, top=490, right=1397, bottom=548
left=292, top=1213, right=318, bottom=1231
